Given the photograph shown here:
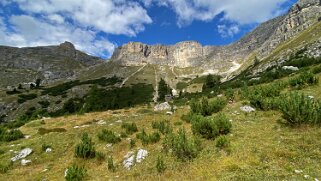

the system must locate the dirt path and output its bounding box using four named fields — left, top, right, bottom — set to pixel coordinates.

left=120, top=64, right=147, bottom=88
